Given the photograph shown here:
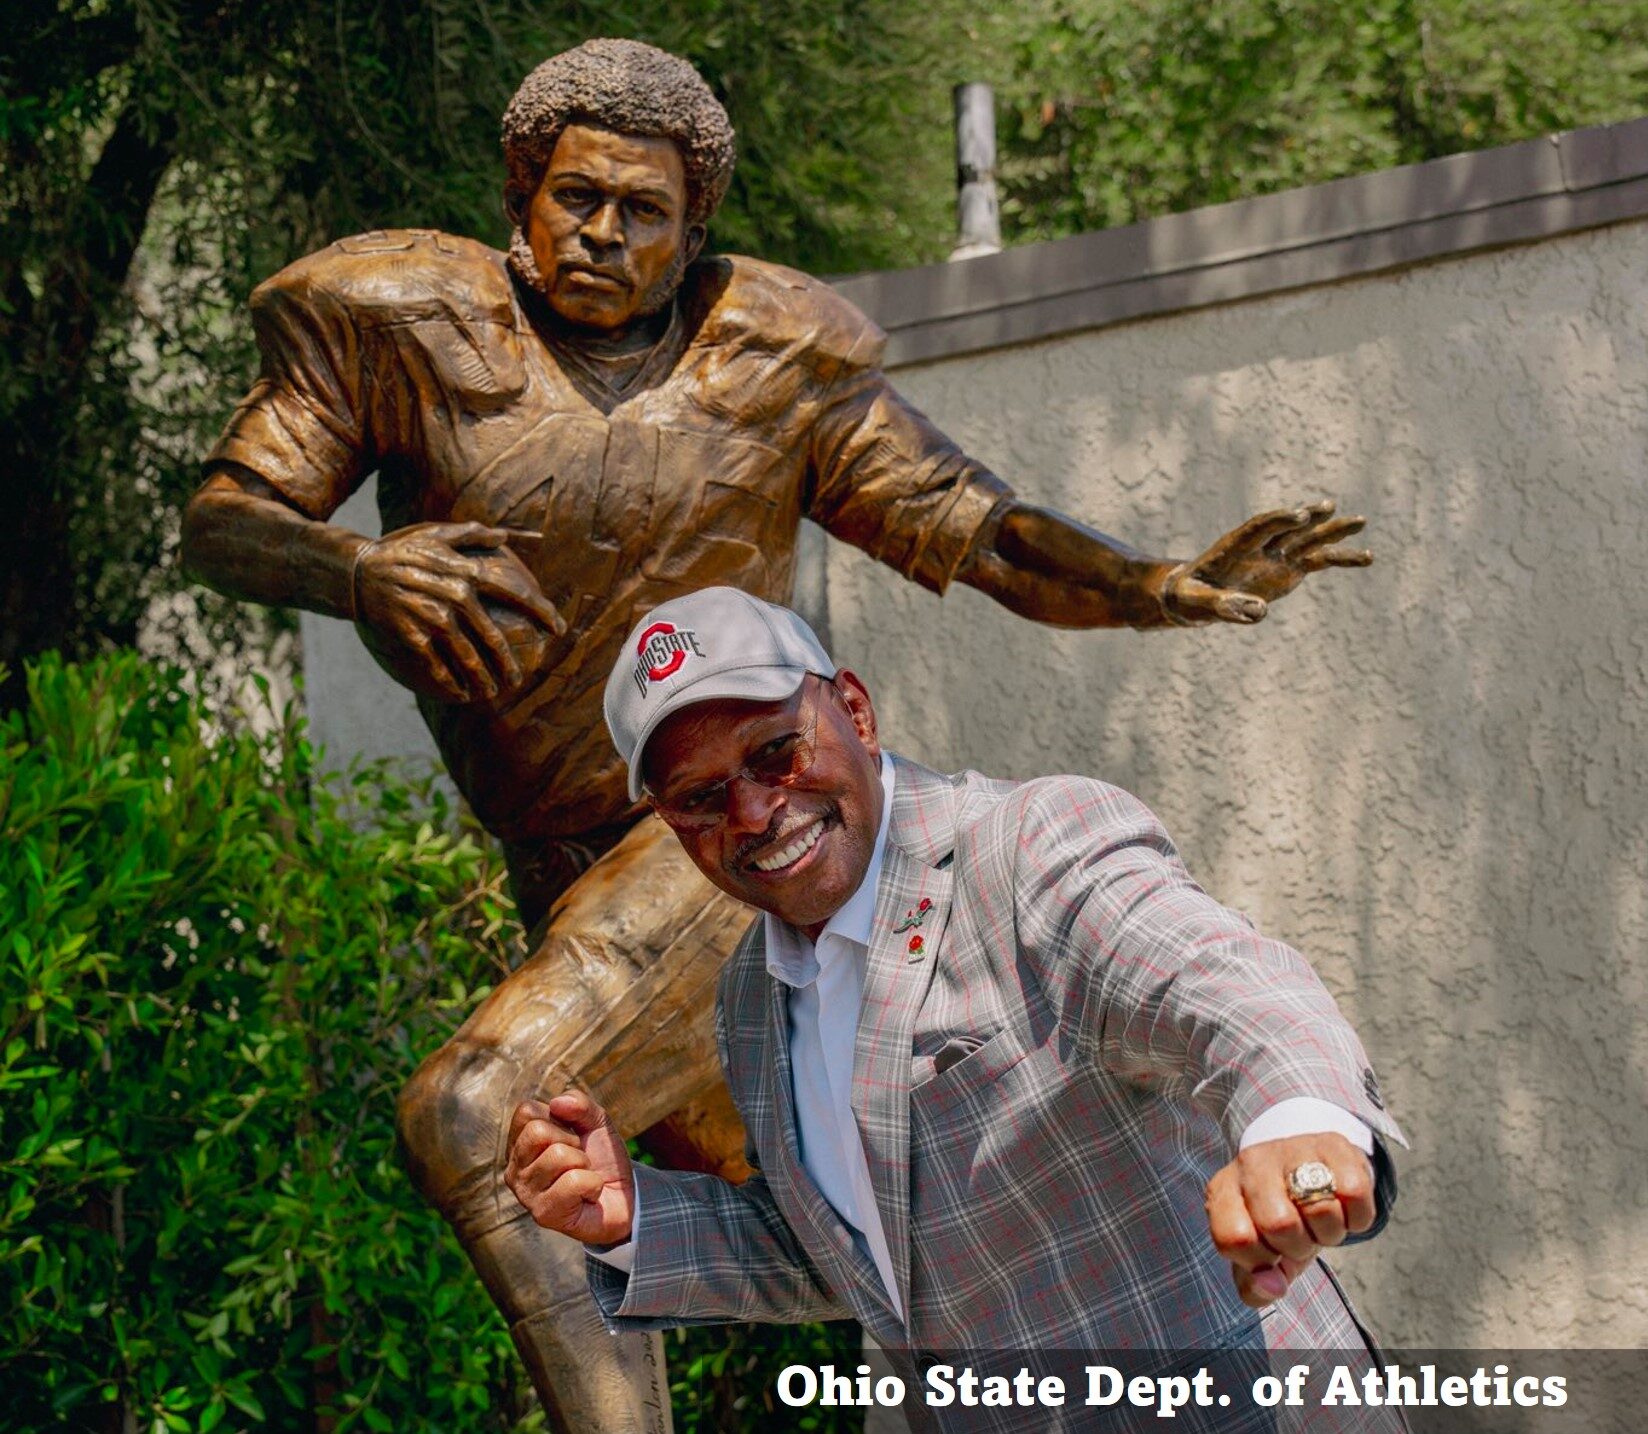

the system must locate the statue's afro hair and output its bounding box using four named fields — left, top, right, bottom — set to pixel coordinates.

left=502, top=38, right=736, bottom=230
